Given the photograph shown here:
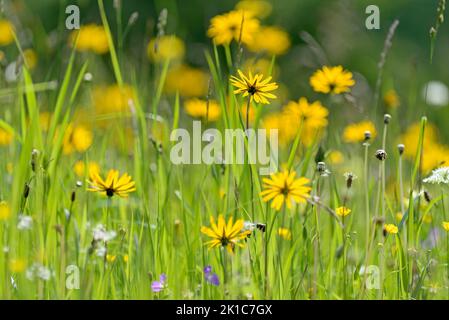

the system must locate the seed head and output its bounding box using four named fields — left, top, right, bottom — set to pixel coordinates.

left=384, top=114, right=391, bottom=124
left=375, top=149, right=387, bottom=161
left=397, top=144, right=405, bottom=155
left=364, top=131, right=372, bottom=142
